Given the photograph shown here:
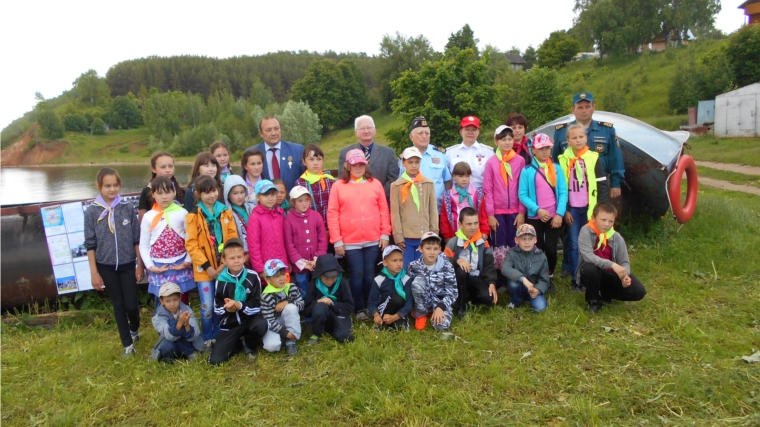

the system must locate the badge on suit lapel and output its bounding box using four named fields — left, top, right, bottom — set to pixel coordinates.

left=288, top=156, right=293, bottom=169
